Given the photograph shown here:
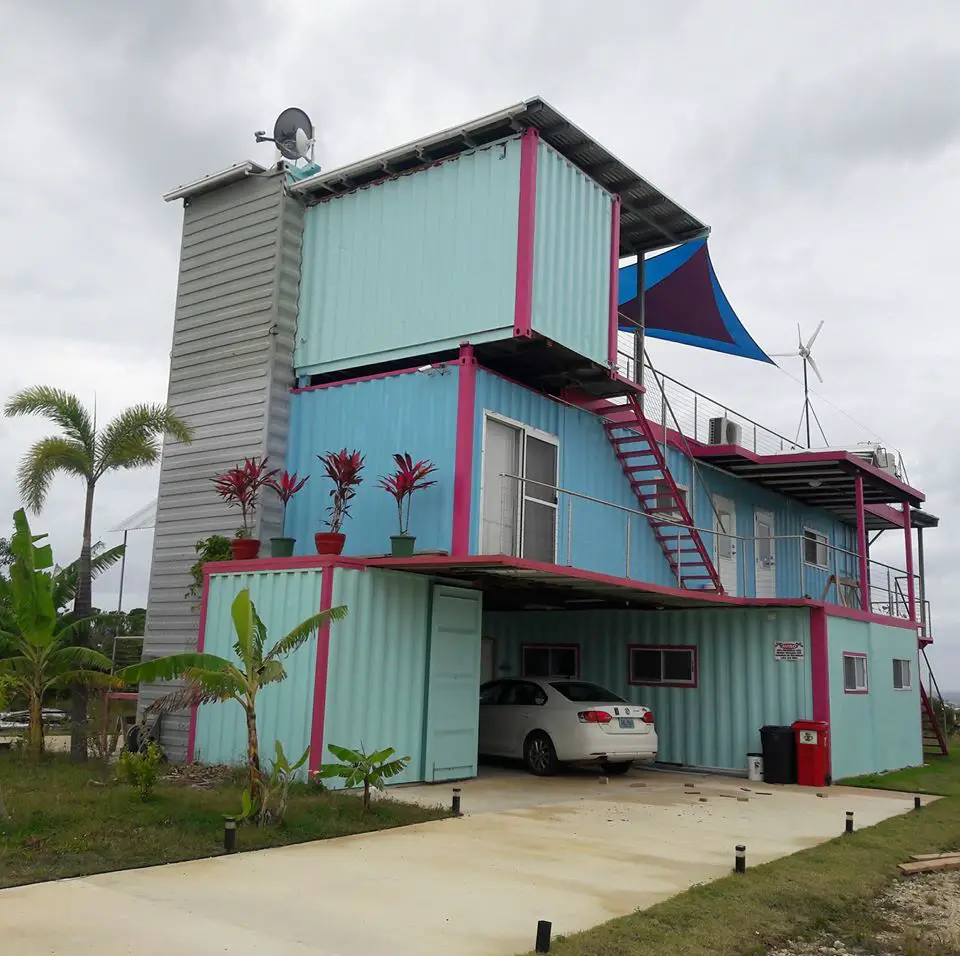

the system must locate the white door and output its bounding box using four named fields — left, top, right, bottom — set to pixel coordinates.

left=520, top=434, right=558, bottom=563
left=754, top=508, right=776, bottom=598
left=481, top=419, right=521, bottom=554
left=712, top=495, right=738, bottom=595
